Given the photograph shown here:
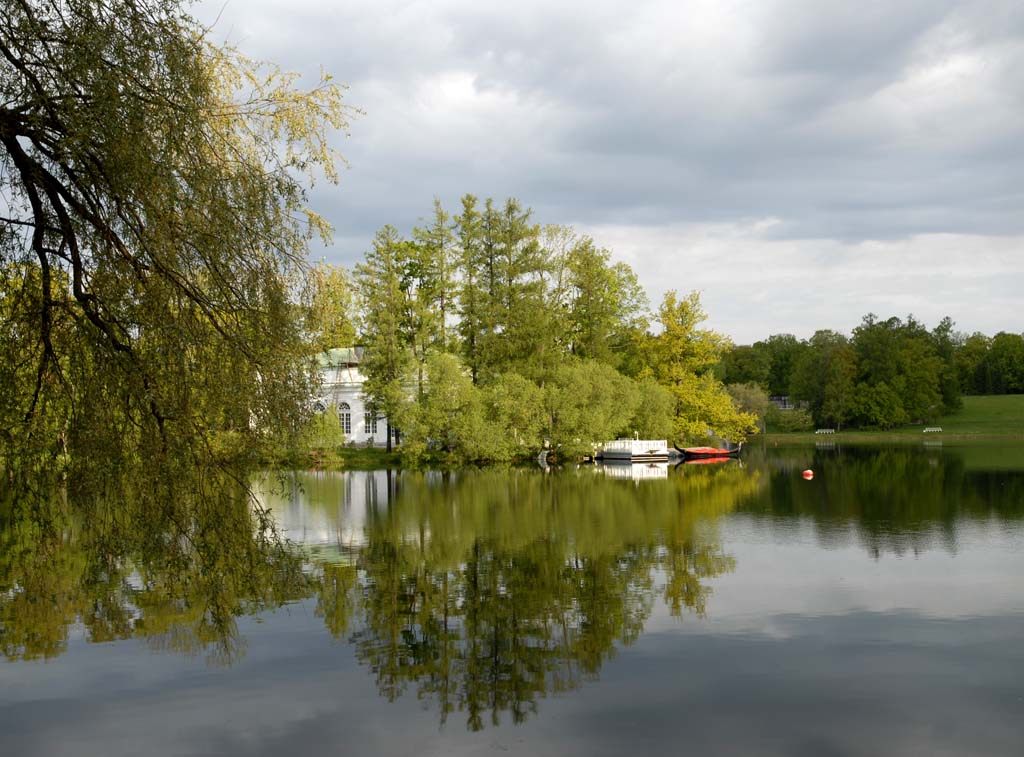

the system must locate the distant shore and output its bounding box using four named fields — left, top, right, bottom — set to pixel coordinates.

left=763, top=395, right=1024, bottom=443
